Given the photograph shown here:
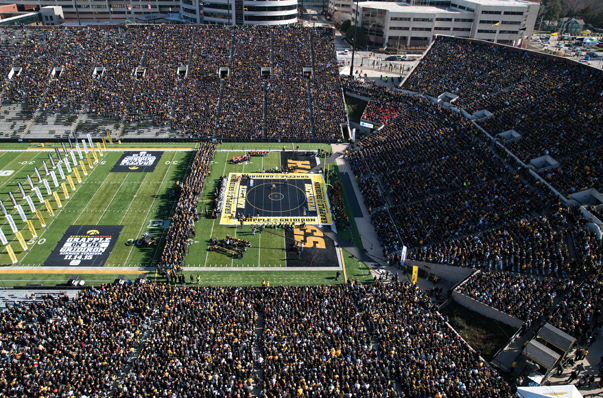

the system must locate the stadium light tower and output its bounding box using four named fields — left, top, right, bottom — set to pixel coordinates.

left=349, top=0, right=359, bottom=77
